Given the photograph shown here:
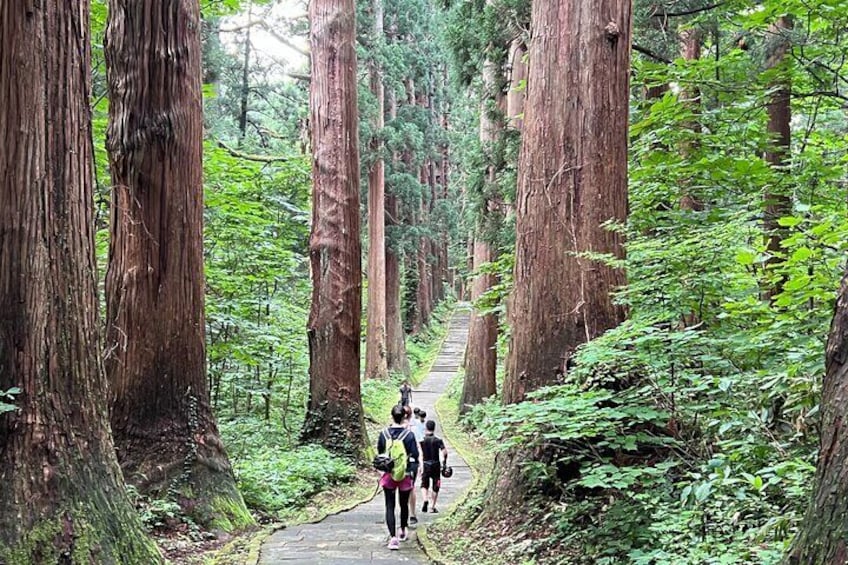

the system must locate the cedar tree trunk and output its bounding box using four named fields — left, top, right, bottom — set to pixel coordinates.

left=385, top=88, right=411, bottom=376
left=0, top=2, right=162, bottom=561
left=462, top=53, right=501, bottom=414
left=487, top=0, right=631, bottom=513
left=104, top=0, right=251, bottom=530
left=785, top=266, right=848, bottom=564
left=503, top=0, right=630, bottom=404
left=763, top=15, right=793, bottom=300
left=301, top=0, right=368, bottom=459
left=507, top=38, right=527, bottom=130
left=365, top=0, right=389, bottom=379
left=460, top=239, right=498, bottom=413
